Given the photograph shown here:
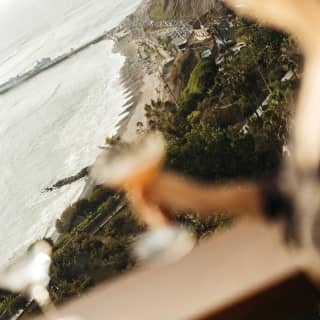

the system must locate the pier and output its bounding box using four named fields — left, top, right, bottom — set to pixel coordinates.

left=0, top=32, right=111, bottom=95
